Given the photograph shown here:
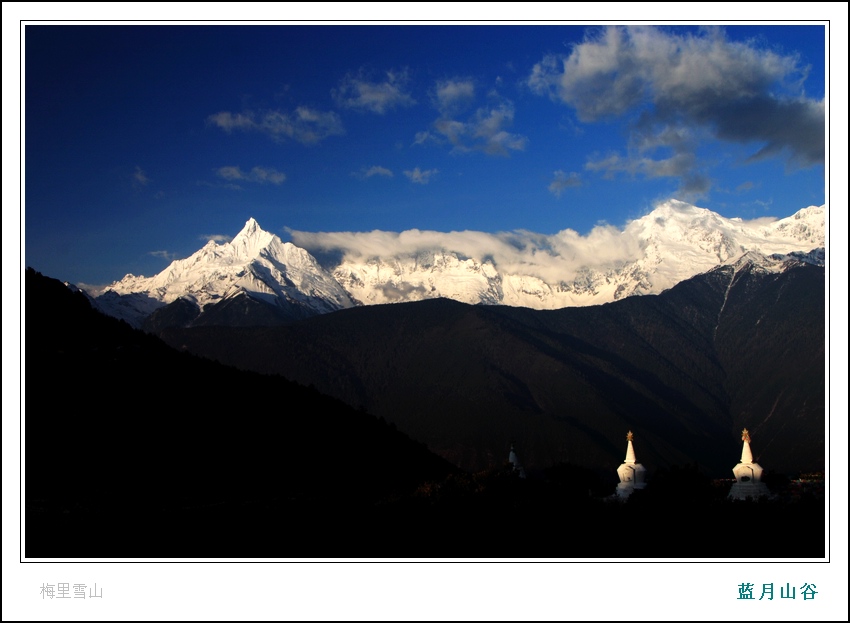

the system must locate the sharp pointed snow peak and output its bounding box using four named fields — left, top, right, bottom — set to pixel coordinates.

left=229, top=217, right=277, bottom=259
left=233, top=217, right=265, bottom=240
